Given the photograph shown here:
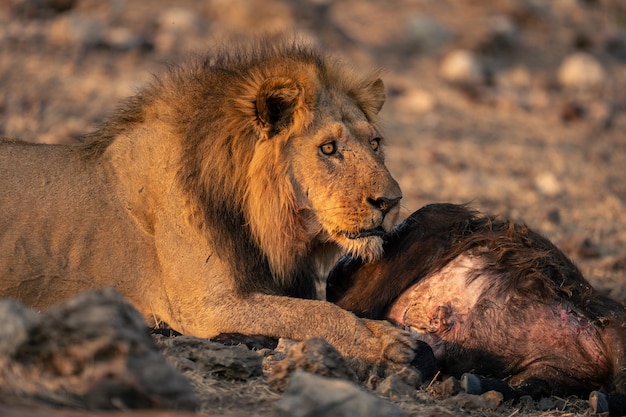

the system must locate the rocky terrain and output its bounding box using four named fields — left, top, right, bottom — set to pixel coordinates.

left=1, top=0, right=626, bottom=416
